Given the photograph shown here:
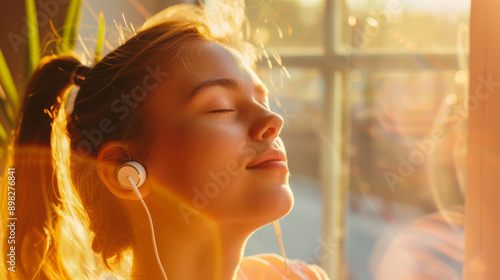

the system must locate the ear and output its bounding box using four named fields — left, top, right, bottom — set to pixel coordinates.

left=96, top=141, right=152, bottom=200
